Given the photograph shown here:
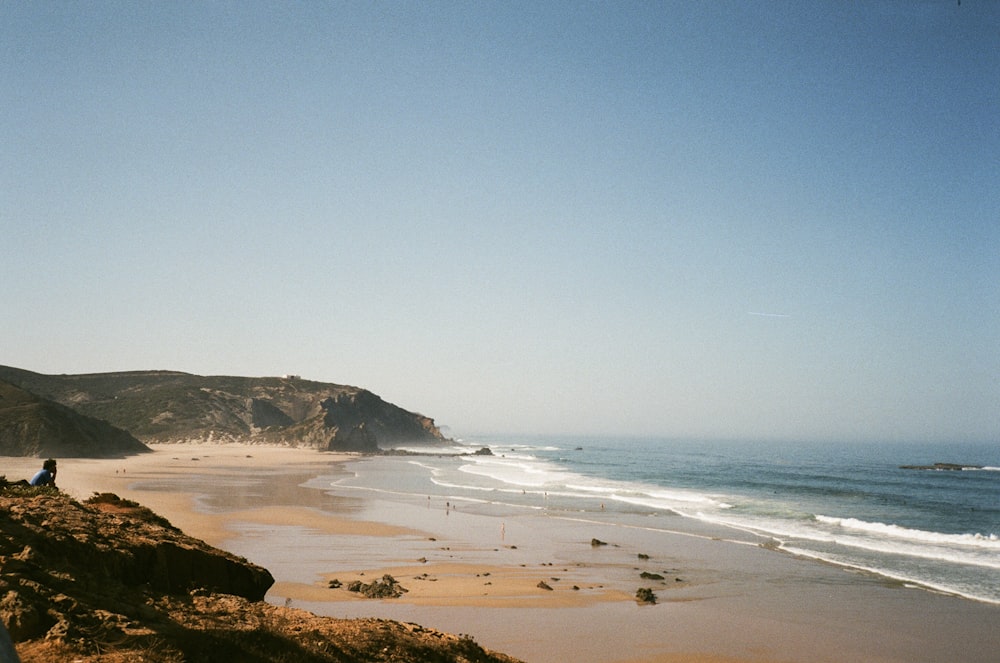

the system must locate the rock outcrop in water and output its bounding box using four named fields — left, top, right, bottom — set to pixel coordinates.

left=899, top=462, right=984, bottom=471
left=0, top=488, right=521, bottom=663
left=0, top=366, right=446, bottom=452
